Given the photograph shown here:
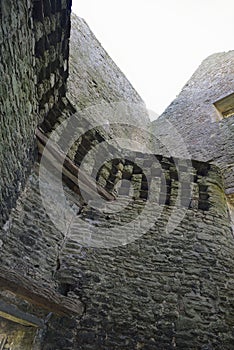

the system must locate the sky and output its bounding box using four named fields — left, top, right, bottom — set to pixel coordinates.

left=71, top=0, right=234, bottom=118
